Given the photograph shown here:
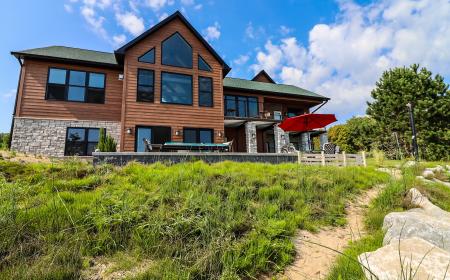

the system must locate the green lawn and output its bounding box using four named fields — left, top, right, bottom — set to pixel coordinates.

left=0, top=158, right=389, bottom=279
